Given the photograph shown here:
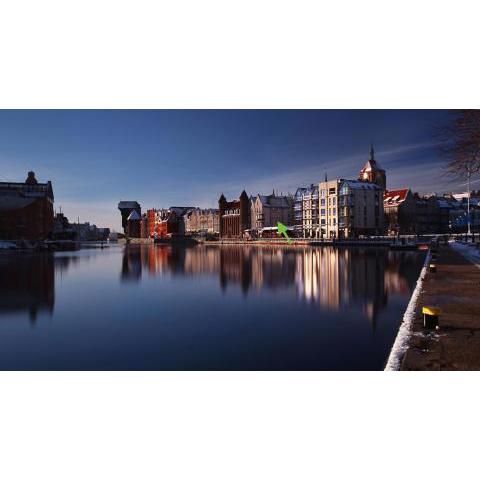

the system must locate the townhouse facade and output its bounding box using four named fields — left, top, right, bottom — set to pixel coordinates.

left=318, top=179, right=384, bottom=238
left=294, top=184, right=319, bottom=238
left=184, top=208, right=220, bottom=234
left=250, top=192, right=293, bottom=231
